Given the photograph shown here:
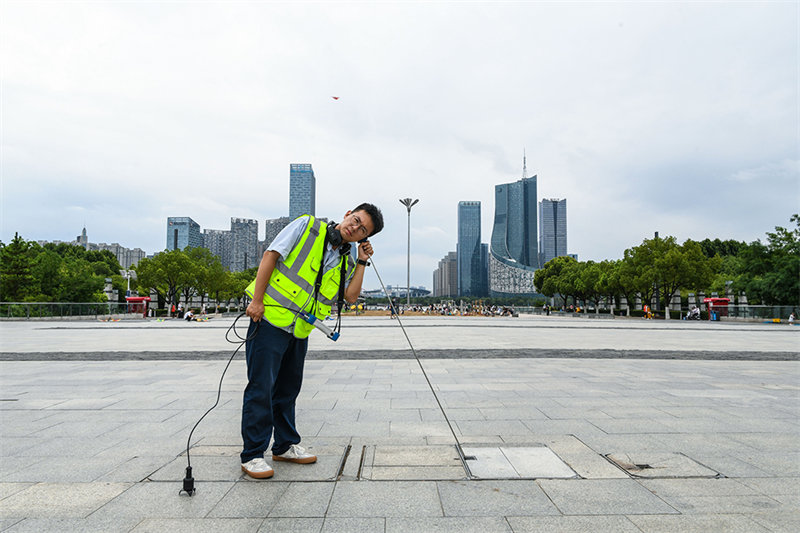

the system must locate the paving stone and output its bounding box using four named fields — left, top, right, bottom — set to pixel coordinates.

left=501, top=447, right=577, bottom=478
left=368, top=466, right=465, bottom=480
left=461, top=447, right=518, bottom=478
left=0, top=516, right=143, bottom=532
left=749, top=511, right=800, bottom=532
left=386, top=516, right=512, bottom=533
left=130, top=518, right=263, bottom=532
left=606, top=452, right=719, bottom=478
left=506, top=515, right=642, bottom=532
left=321, top=517, right=384, bottom=532
left=150, top=456, right=242, bottom=482
left=372, top=445, right=461, bottom=466
left=462, top=446, right=575, bottom=479
left=737, top=476, right=800, bottom=496
left=0, top=482, right=131, bottom=518
left=640, top=478, right=760, bottom=498
left=1, top=456, right=131, bottom=483
left=437, top=479, right=558, bottom=516
left=657, top=494, right=787, bottom=514
left=627, top=513, right=772, bottom=532
left=0, top=484, right=32, bottom=501
left=257, top=517, right=323, bottom=532
left=326, top=481, right=441, bottom=517
left=0, top=518, right=23, bottom=531
left=87, top=481, right=232, bottom=520
left=543, top=436, right=628, bottom=479
left=268, top=482, right=334, bottom=517
left=206, top=481, right=290, bottom=518
left=538, top=479, right=679, bottom=515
